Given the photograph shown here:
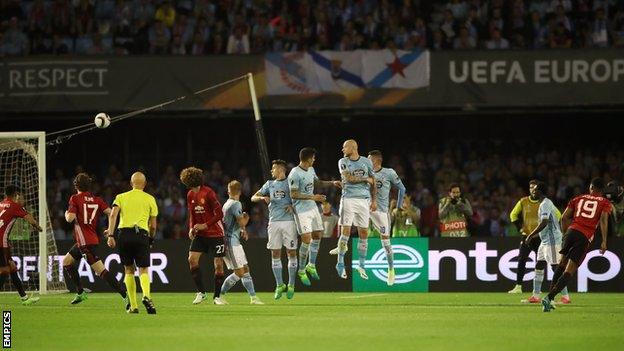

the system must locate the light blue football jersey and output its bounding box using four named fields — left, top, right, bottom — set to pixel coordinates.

left=288, top=166, right=319, bottom=213
left=538, top=197, right=562, bottom=245
left=338, top=156, right=374, bottom=199
left=374, top=167, right=406, bottom=213
left=259, top=179, right=294, bottom=222
left=222, top=199, right=243, bottom=246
